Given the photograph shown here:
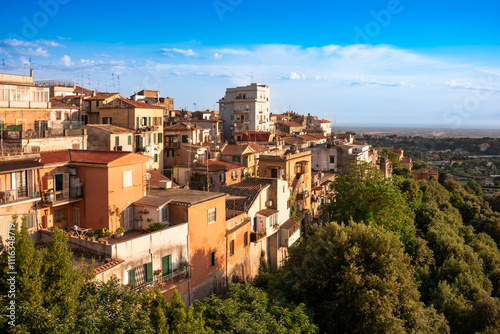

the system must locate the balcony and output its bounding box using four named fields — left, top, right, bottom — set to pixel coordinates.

left=136, top=126, right=159, bottom=133
left=250, top=231, right=266, bottom=242
left=233, top=109, right=250, bottom=114
left=132, top=269, right=188, bottom=293
left=0, top=187, right=39, bottom=205
left=296, top=190, right=310, bottom=201
left=42, top=186, right=83, bottom=207
left=165, top=142, right=179, bottom=148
